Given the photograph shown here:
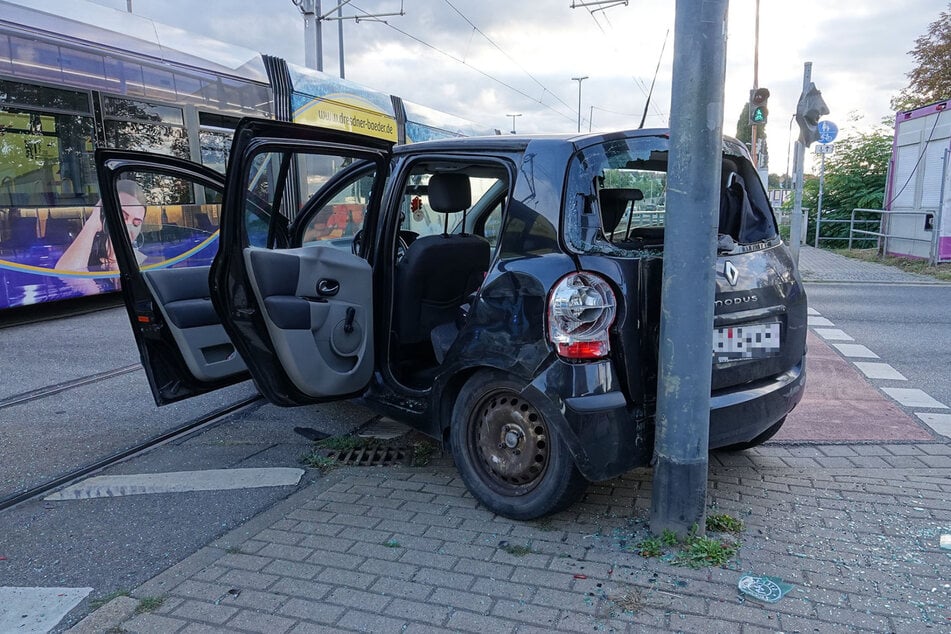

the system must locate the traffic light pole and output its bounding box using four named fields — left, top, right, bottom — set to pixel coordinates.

left=750, top=0, right=760, bottom=167
left=790, top=62, right=812, bottom=265
left=650, top=0, right=728, bottom=539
